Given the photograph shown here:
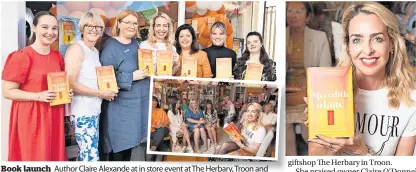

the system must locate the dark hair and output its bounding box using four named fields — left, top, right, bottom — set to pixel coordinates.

left=286, top=2, right=312, bottom=17
left=29, top=11, right=56, bottom=45
left=152, top=96, right=160, bottom=108
left=234, top=32, right=276, bottom=81
left=170, top=102, right=181, bottom=115
left=241, top=32, right=269, bottom=64
left=204, top=100, right=215, bottom=116
left=175, top=24, right=199, bottom=55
